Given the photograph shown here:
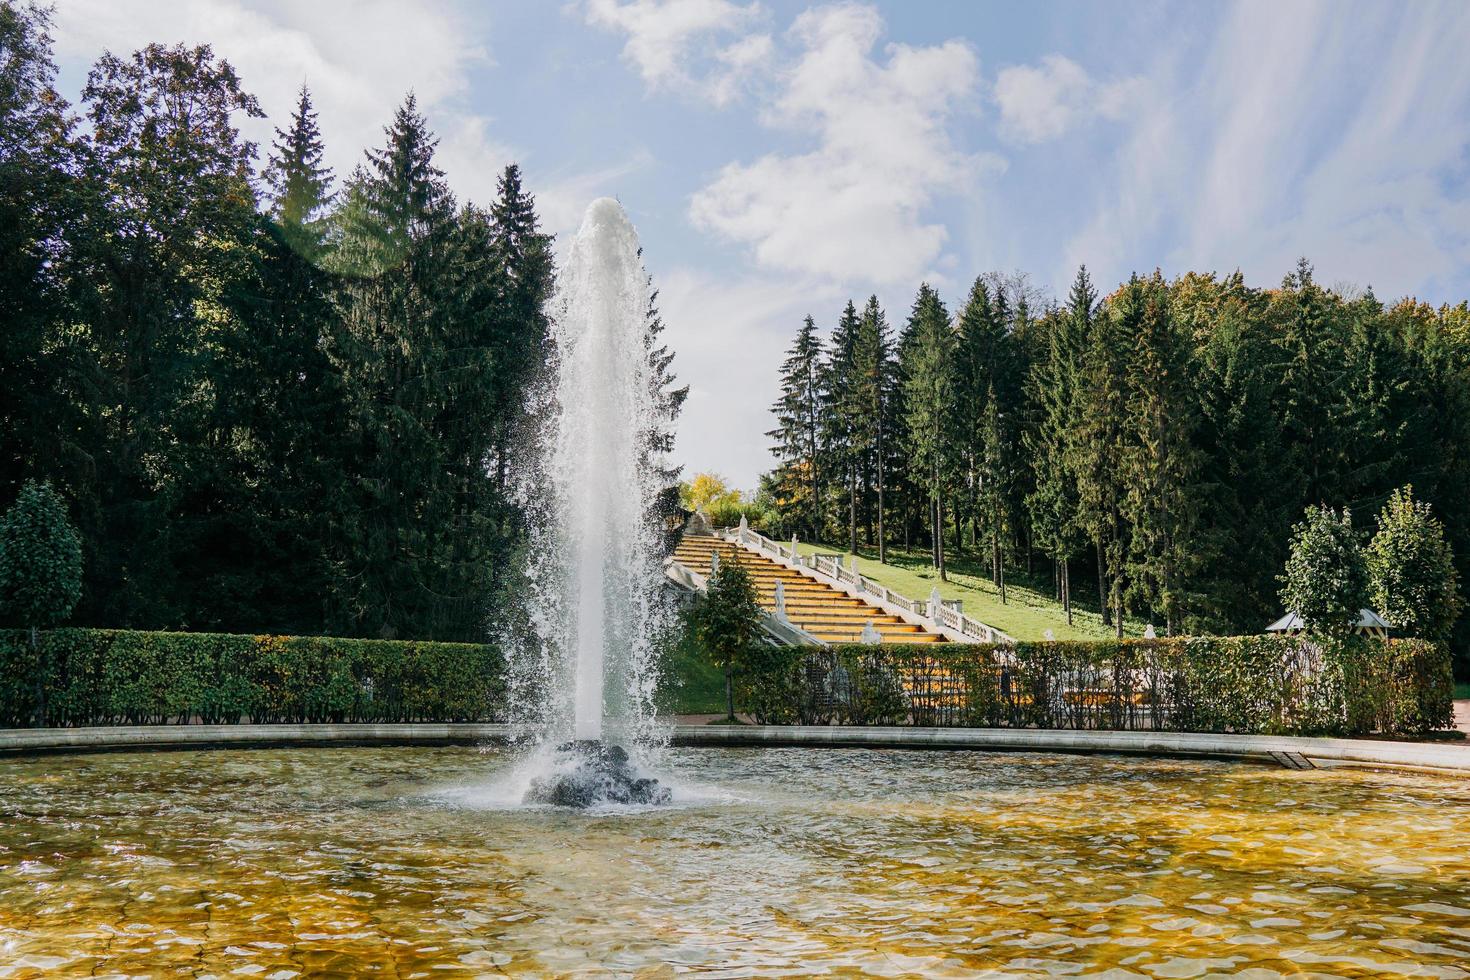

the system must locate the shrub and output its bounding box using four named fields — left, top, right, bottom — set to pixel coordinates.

left=0, top=628, right=505, bottom=727
left=1279, top=505, right=1368, bottom=636
left=752, top=636, right=1449, bottom=738
left=0, top=480, right=84, bottom=633
left=1367, top=486, right=1462, bottom=645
